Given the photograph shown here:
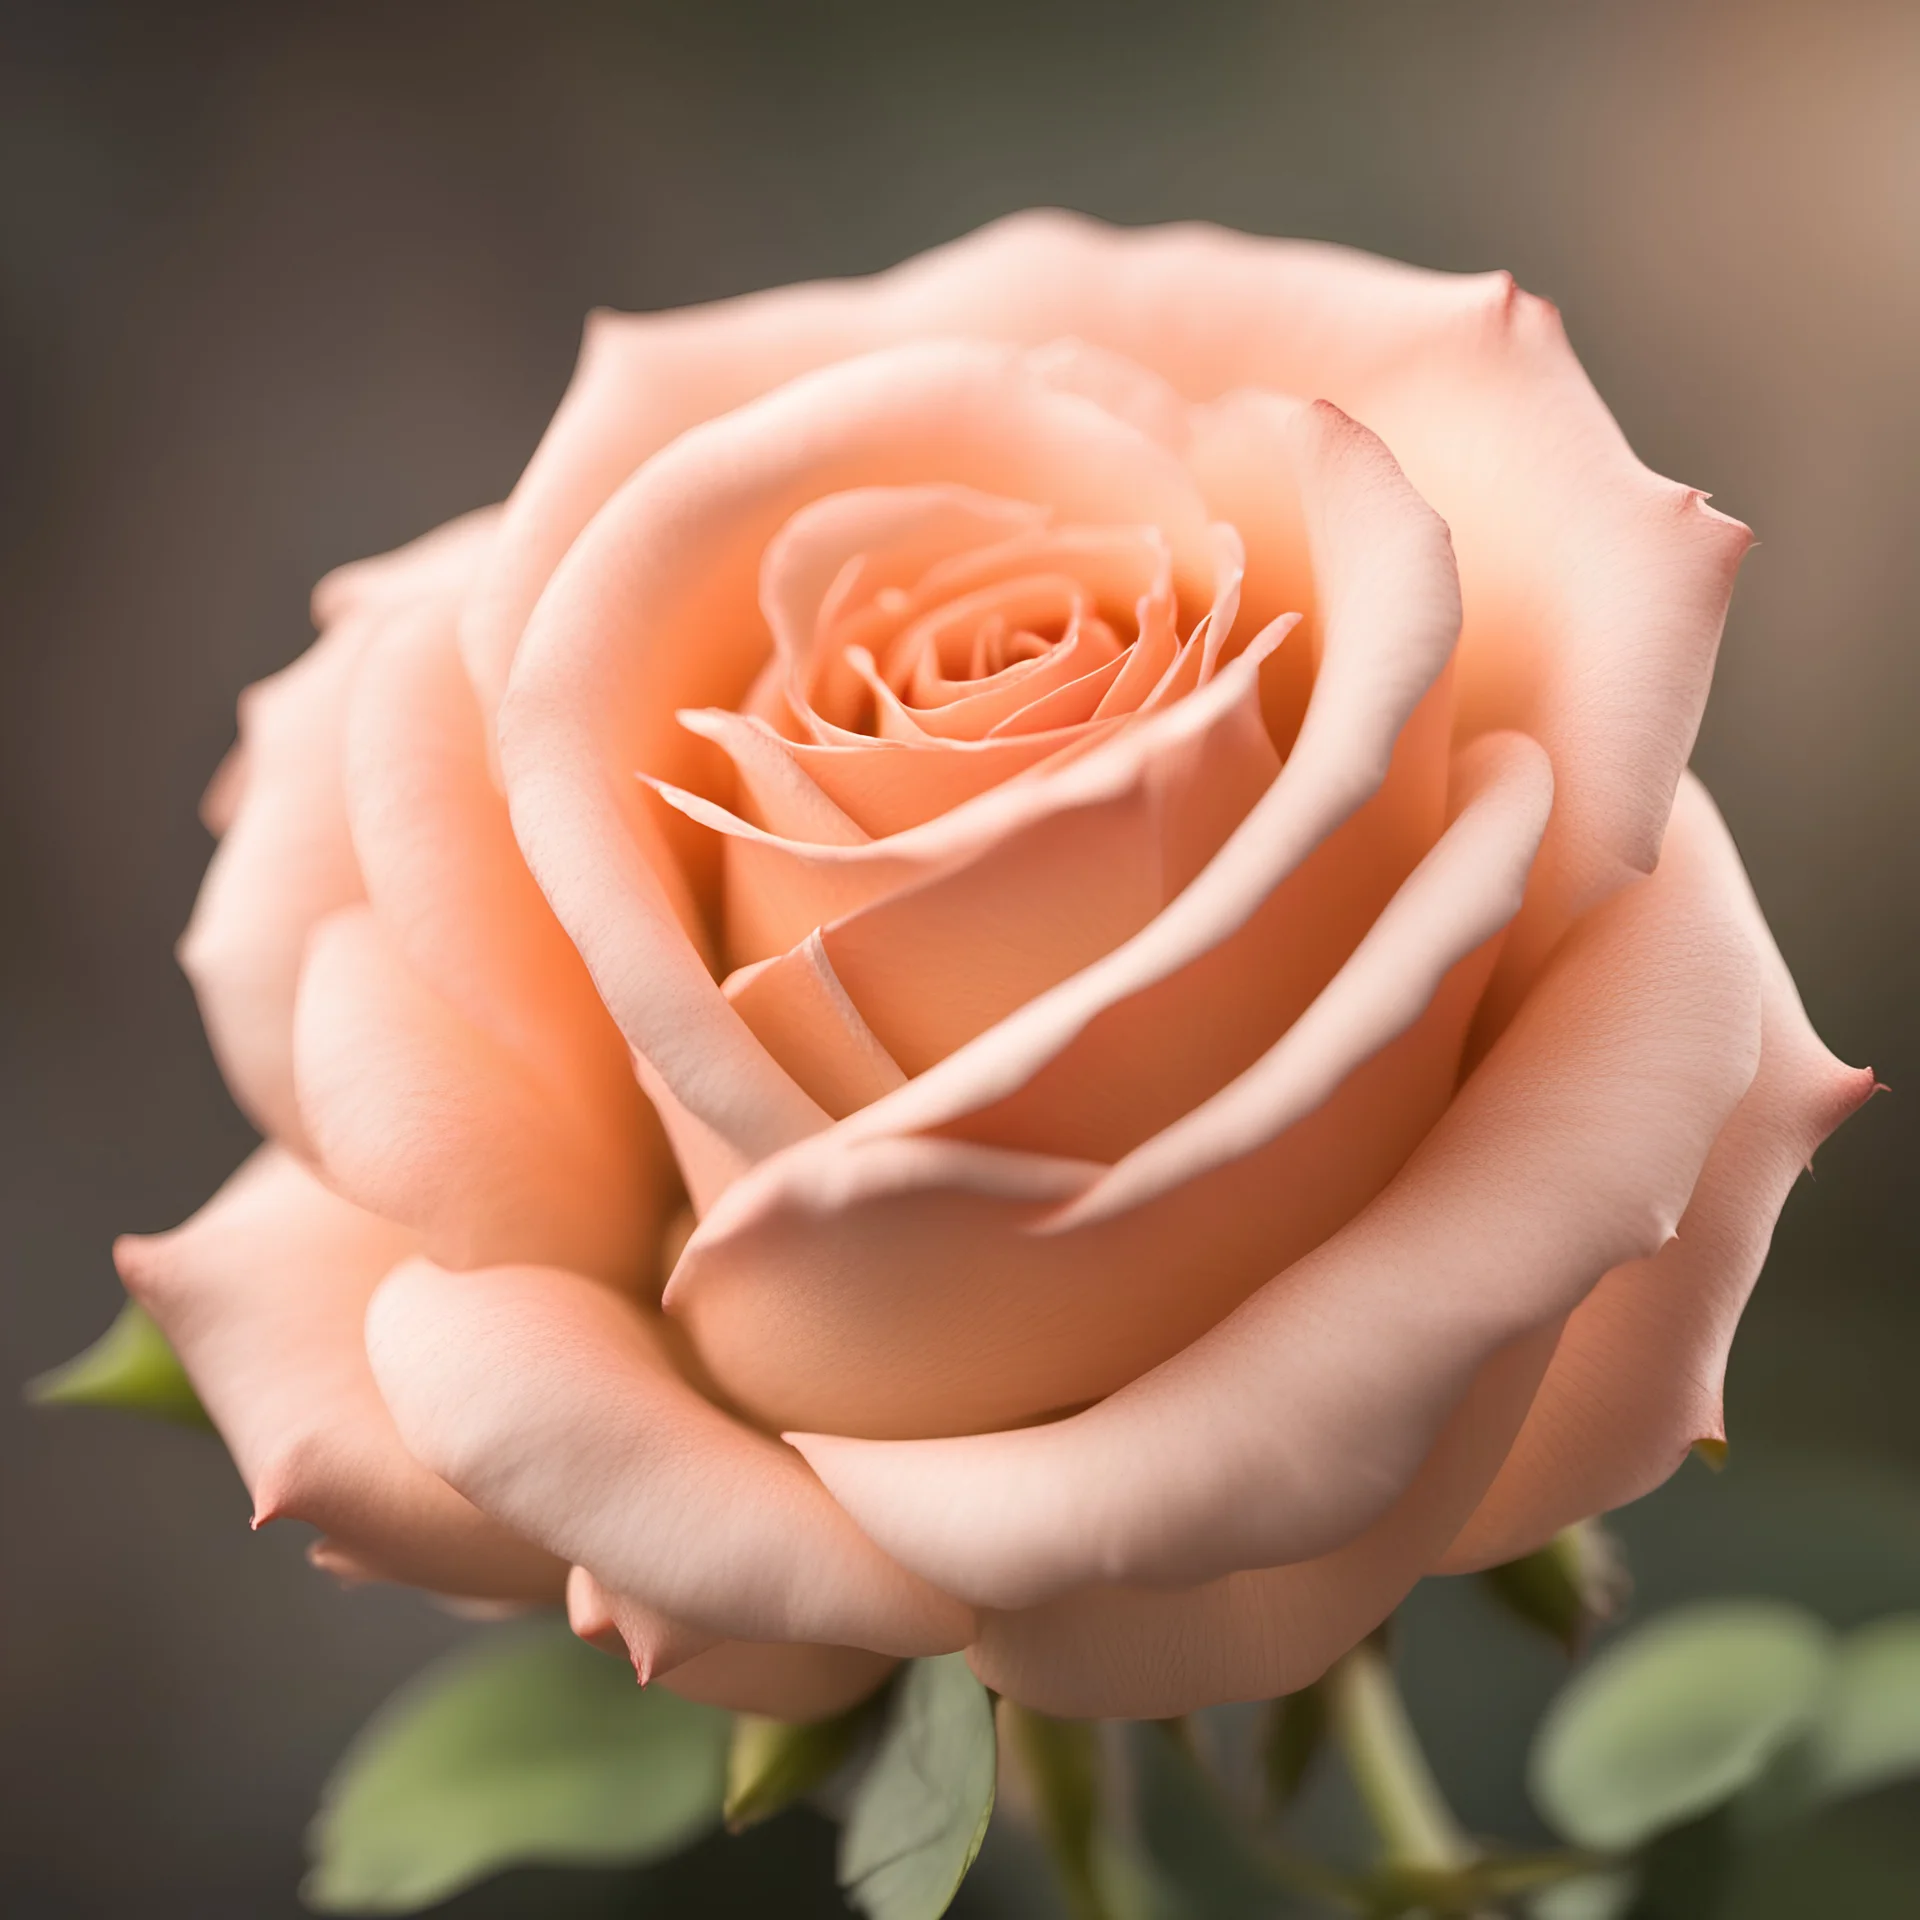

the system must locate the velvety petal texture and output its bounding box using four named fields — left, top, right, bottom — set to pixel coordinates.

left=366, top=1259, right=973, bottom=1658
left=791, top=758, right=1759, bottom=1605
left=145, top=213, right=1866, bottom=1723
left=1440, top=777, right=1877, bottom=1569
